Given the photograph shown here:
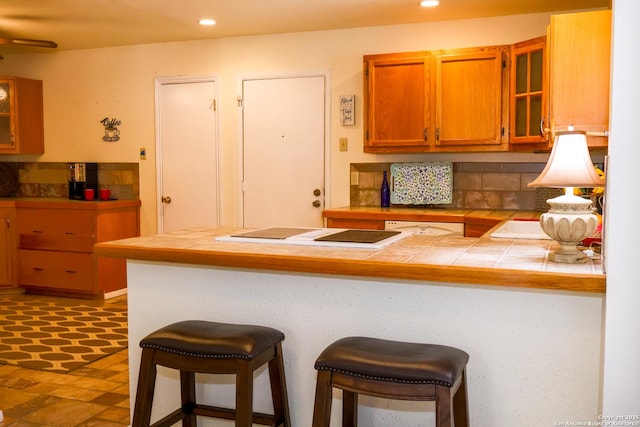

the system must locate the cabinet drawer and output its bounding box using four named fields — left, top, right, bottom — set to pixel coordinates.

left=19, top=250, right=94, bottom=291
left=18, top=209, right=94, bottom=252
left=326, top=218, right=385, bottom=230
